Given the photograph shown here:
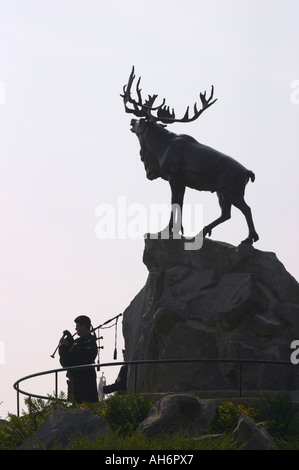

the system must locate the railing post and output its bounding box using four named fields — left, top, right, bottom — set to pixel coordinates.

left=16, top=383, right=20, bottom=417
left=239, top=362, right=242, bottom=397
left=55, top=371, right=58, bottom=400
left=134, top=363, right=137, bottom=391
